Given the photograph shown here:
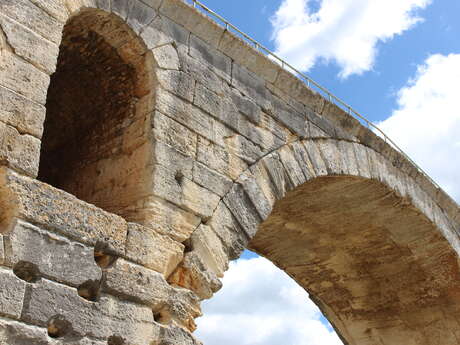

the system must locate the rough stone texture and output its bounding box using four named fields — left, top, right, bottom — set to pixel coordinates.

left=5, top=220, right=102, bottom=286
left=125, top=222, right=184, bottom=277
left=0, top=1, right=458, bottom=345
left=0, top=267, right=26, bottom=319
